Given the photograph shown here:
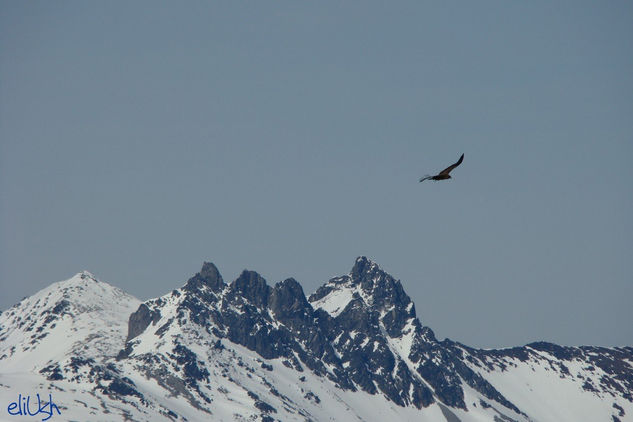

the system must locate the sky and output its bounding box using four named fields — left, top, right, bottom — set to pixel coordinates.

left=1, top=1, right=632, bottom=349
